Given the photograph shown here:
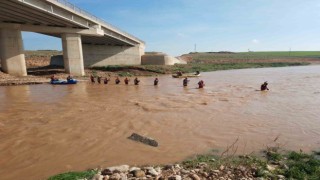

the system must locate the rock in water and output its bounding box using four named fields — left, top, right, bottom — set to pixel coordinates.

left=128, top=133, right=159, bottom=147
